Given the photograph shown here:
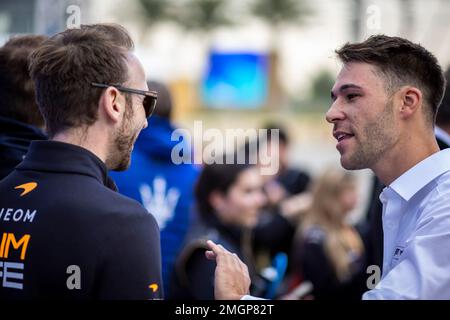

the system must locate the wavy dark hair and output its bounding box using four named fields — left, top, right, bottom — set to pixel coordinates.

left=29, top=23, right=134, bottom=137
left=195, top=153, right=253, bottom=222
